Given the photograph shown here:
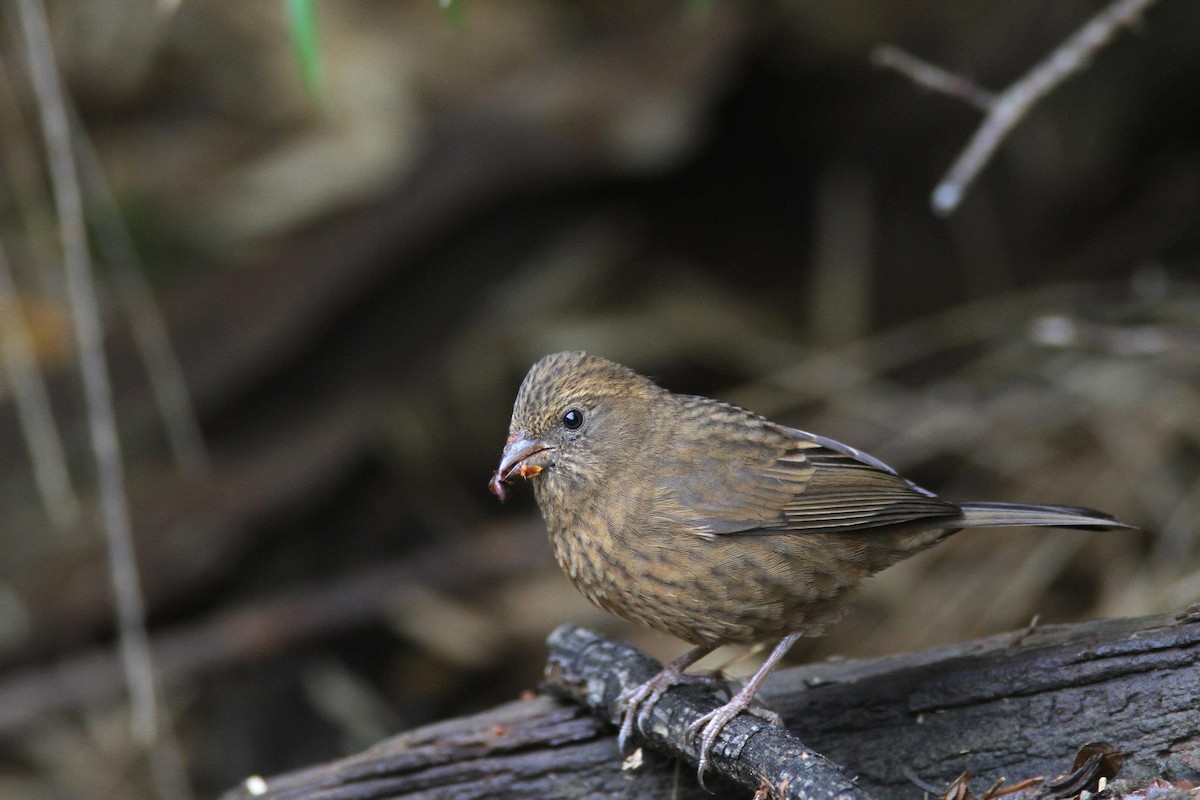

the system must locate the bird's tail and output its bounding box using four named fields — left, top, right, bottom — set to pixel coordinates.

left=955, top=502, right=1133, bottom=531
